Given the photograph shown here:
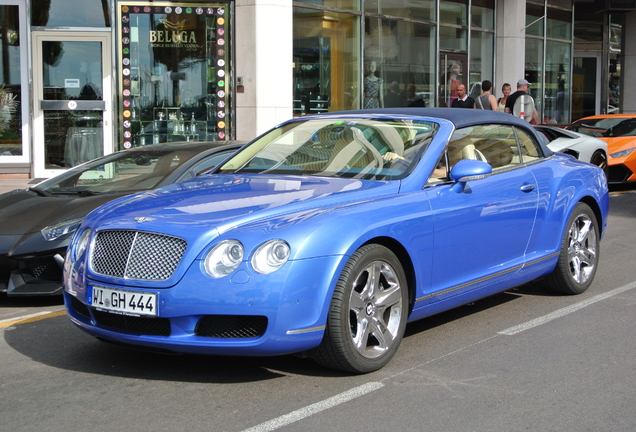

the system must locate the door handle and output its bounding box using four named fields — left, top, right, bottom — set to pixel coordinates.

left=520, top=184, right=536, bottom=192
